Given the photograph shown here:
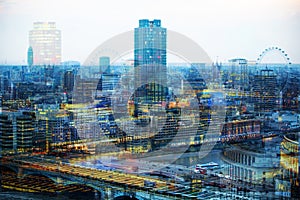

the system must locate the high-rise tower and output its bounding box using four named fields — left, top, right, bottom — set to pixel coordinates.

left=29, top=22, right=61, bottom=65
left=27, top=46, right=33, bottom=66
left=133, top=19, right=167, bottom=110
left=134, top=19, right=166, bottom=67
